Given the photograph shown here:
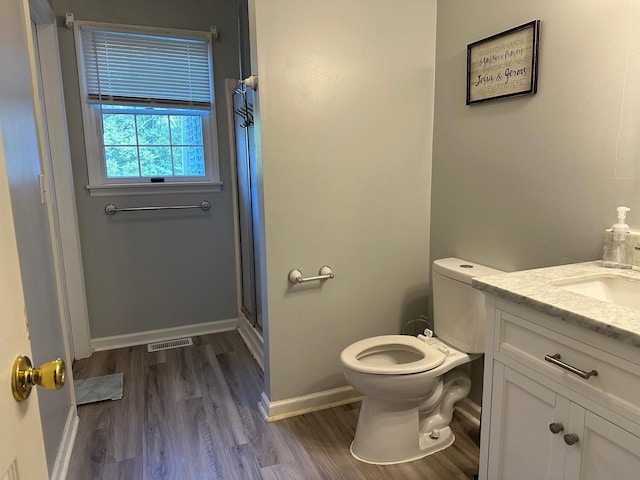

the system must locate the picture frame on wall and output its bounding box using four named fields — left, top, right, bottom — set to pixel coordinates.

left=466, top=20, right=540, bottom=105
